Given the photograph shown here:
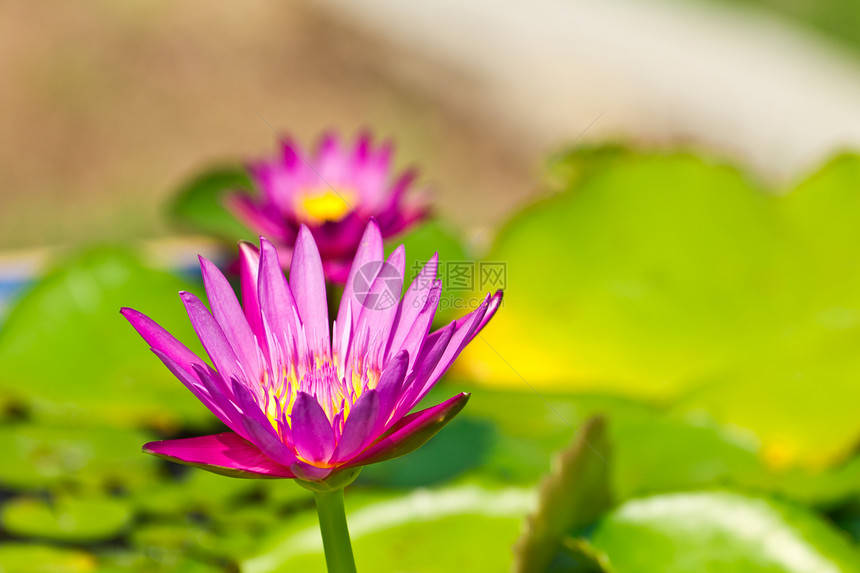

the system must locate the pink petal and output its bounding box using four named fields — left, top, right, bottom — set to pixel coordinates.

left=180, top=292, right=244, bottom=383
left=388, top=280, right=442, bottom=369
left=337, top=219, right=384, bottom=335
left=290, top=461, right=332, bottom=481
left=144, top=432, right=295, bottom=479
left=230, top=380, right=298, bottom=467
left=291, top=392, right=336, bottom=463
left=238, top=242, right=265, bottom=344
left=345, top=393, right=470, bottom=468
left=354, top=245, right=405, bottom=359
left=386, top=254, right=439, bottom=360
left=331, top=389, right=380, bottom=463
left=199, top=256, right=261, bottom=376
left=259, top=237, right=299, bottom=360
left=375, top=350, right=409, bottom=425
left=151, top=349, right=242, bottom=436
left=289, top=226, right=330, bottom=357
left=121, top=307, right=203, bottom=376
